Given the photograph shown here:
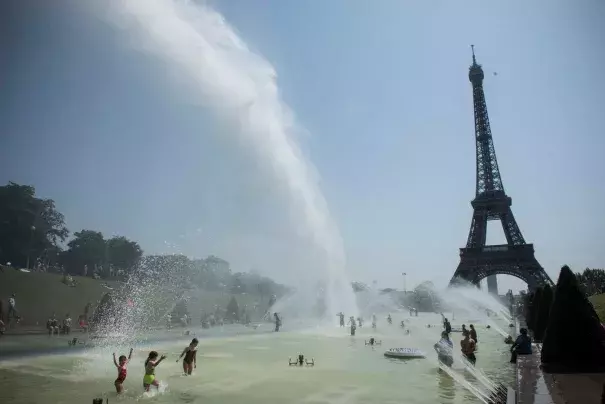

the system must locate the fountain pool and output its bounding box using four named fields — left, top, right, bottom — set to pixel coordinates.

left=0, top=313, right=514, bottom=404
